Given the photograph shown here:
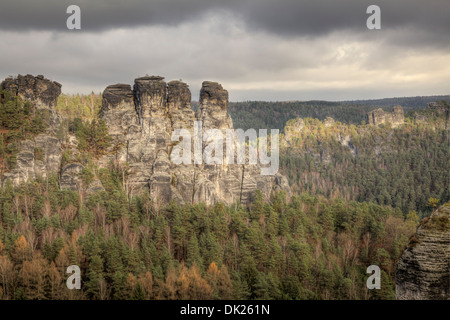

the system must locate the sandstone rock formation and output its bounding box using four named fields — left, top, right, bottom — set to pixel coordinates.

left=100, top=76, right=291, bottom=206
left=367, top=105, right=404, bottom=128
left=1, top=74, right=61, bottom=109
left=1, top=74, right=291, bottom=206
left=283, top=118, right=305, bottom=145
left=1, top=75, right=62, bottom=186
left=396, top=204, right=450, bottom=300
